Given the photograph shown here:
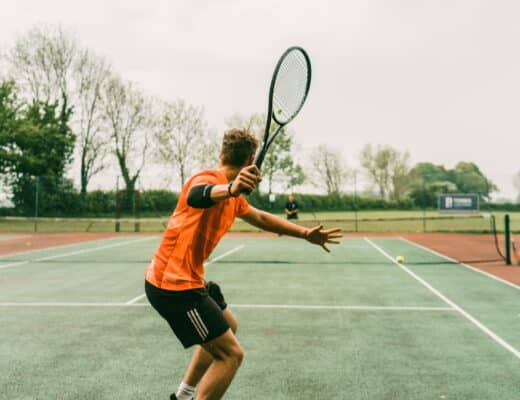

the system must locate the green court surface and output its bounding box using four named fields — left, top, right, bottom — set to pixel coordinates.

left=1, top=236, right=519, bottom=399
